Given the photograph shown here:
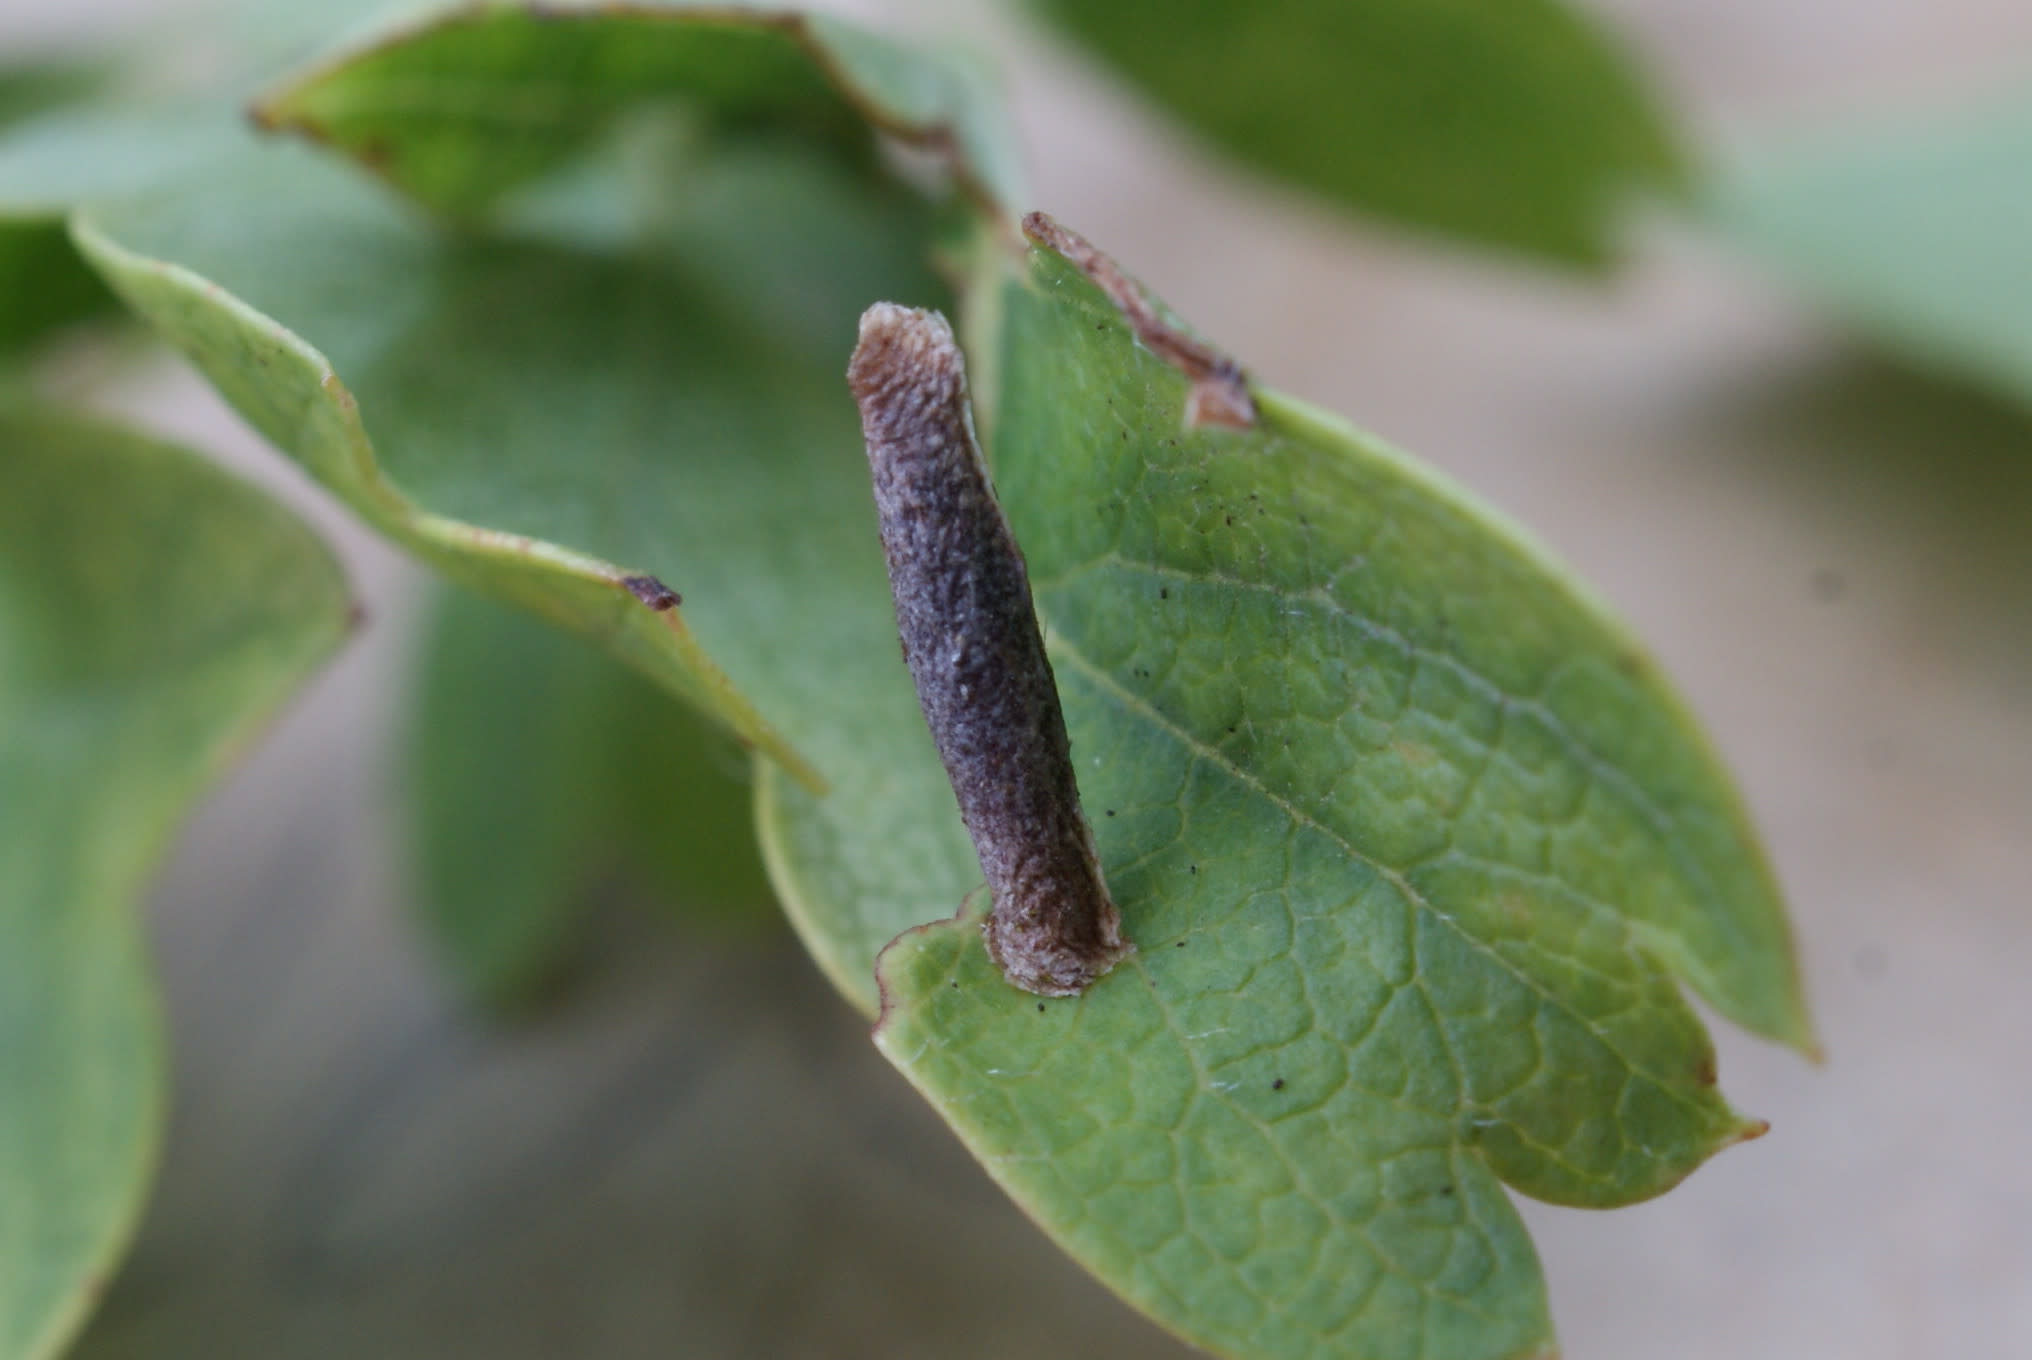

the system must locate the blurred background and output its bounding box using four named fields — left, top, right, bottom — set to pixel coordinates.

left=6, top=0, right=2030, bottom=1355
